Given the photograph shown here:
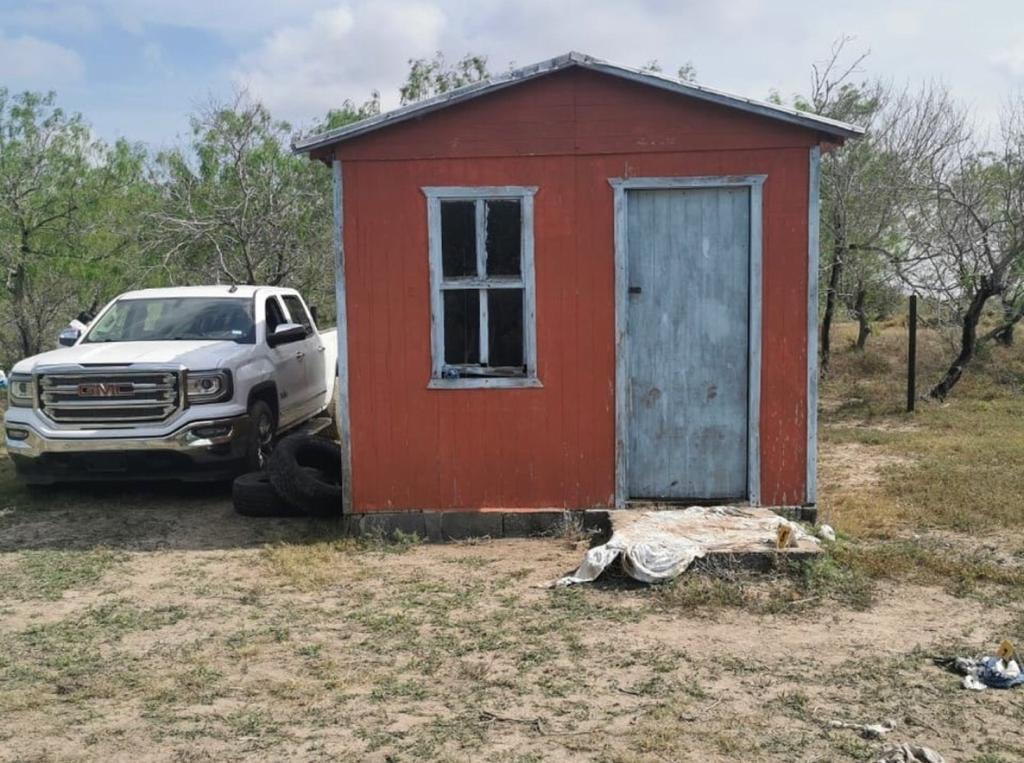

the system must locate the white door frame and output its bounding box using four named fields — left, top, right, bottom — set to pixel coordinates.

left=609, top=175, right=766, bottom=508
